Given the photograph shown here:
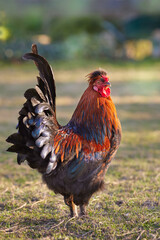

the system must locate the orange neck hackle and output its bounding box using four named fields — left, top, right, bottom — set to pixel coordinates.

left=70, top=83, right=119, bottom=146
